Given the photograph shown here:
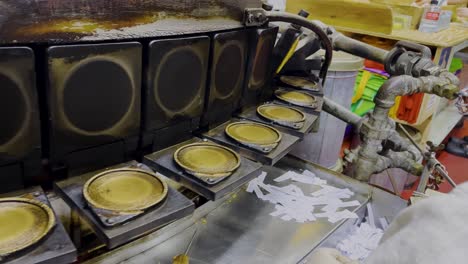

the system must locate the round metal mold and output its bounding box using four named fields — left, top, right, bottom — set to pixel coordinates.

left=0, top=198, right=56, bottom=257
left=83, top=168, right=168, bottom=214
left=225, top=121, right=282, bottom=153
left=174, top=143, right=241, bottom=178
left=280, top=75, right=319, bottom=91
left=257, top=104, right=306, bottom=130
left=274, top=90, right=318, bottom=108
